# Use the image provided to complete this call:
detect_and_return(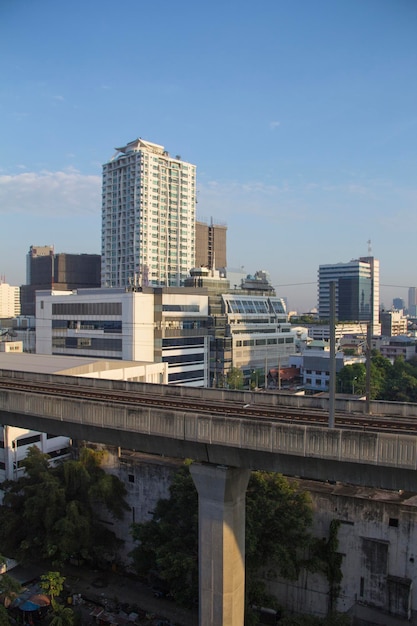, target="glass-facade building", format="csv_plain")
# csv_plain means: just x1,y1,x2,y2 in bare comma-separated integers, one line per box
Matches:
318,257,379,327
